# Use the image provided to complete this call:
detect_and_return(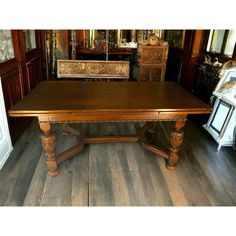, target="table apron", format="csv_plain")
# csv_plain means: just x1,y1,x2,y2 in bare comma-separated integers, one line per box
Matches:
37,112,187,123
